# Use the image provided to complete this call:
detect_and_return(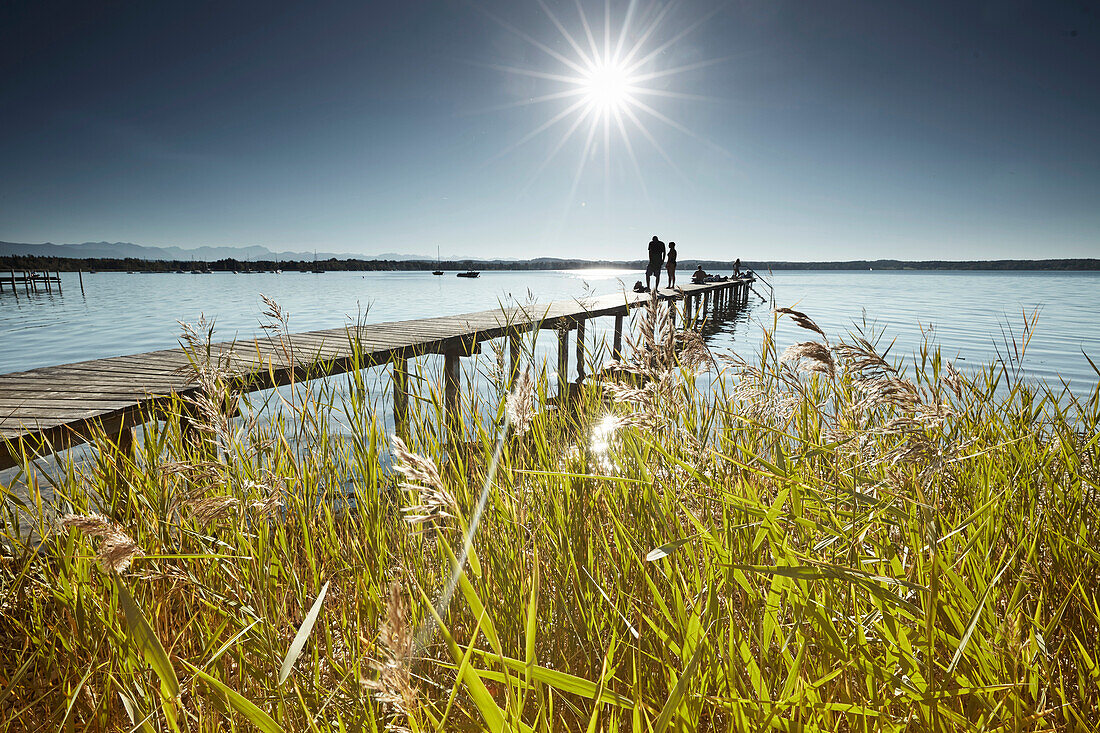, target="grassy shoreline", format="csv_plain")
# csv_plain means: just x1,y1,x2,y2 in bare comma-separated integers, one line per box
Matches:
2,301,1099,731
